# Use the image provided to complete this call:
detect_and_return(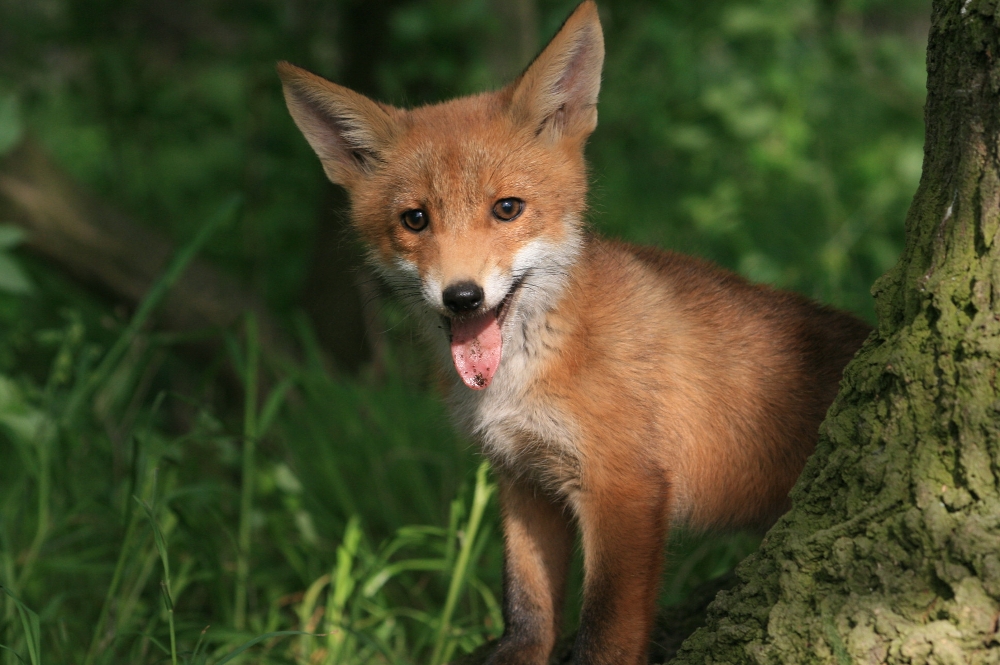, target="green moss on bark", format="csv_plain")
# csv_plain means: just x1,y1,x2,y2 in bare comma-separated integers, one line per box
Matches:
671,2,1000,663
